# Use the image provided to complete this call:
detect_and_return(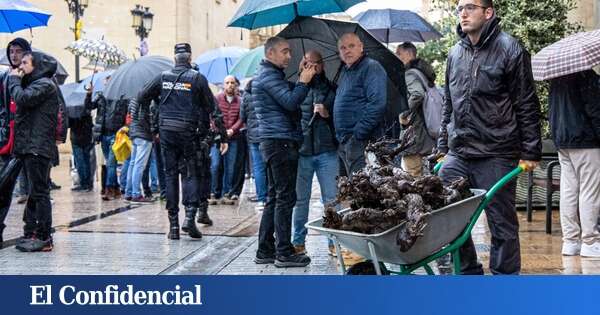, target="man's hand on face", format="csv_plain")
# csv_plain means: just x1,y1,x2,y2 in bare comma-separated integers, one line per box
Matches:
298,64,317,84
313,104,329,118
519,160,540,172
